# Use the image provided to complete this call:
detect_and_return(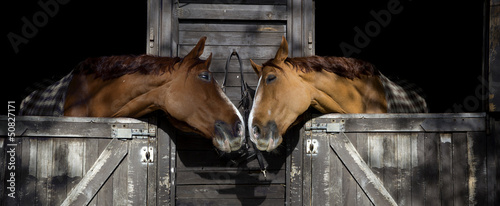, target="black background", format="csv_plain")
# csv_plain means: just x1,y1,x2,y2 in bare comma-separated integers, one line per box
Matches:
2,0,486,114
